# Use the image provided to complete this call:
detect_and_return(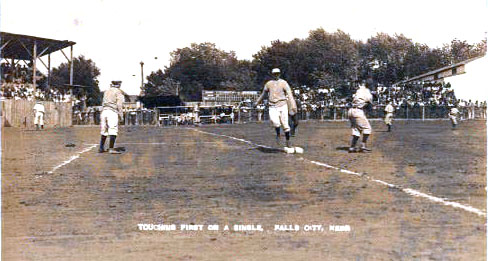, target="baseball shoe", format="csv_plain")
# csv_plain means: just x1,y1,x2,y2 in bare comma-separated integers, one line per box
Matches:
108,149,122,154
275,136,282,146
360,146,372,153
98,148,106,153
285,140,291,148
348,147,359,153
